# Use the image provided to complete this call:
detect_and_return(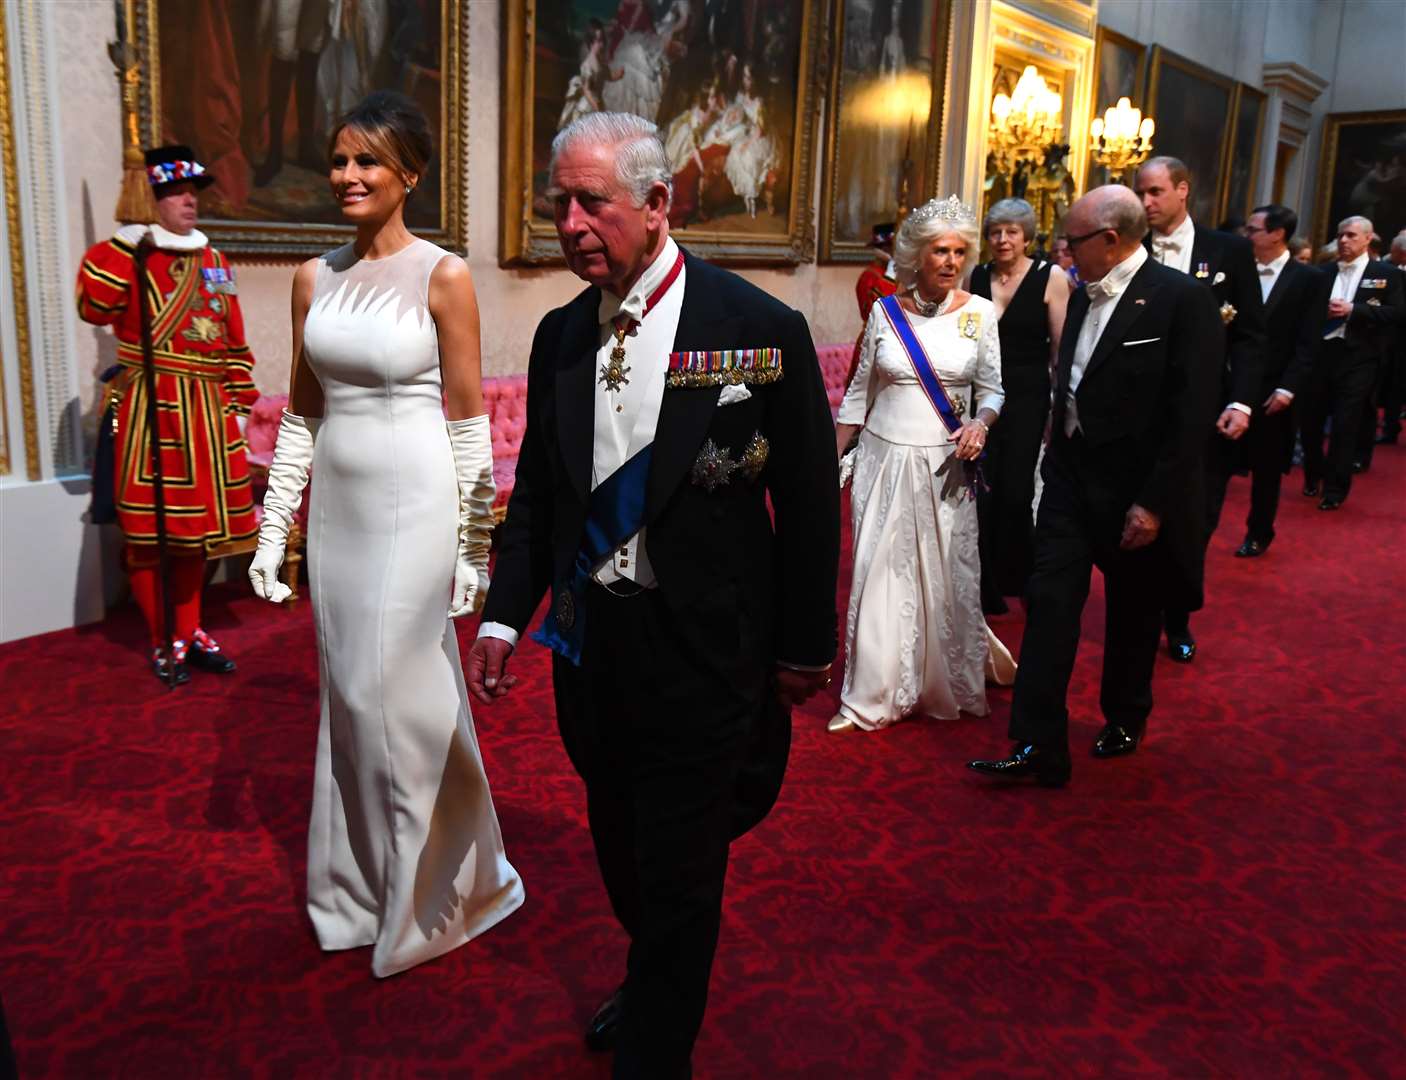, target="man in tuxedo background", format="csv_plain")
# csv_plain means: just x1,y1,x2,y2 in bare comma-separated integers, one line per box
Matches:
968,185,1221,785
1377,232,1406,446
1135,156,1266,663
466,112,839,1079
1230,204,1331,557
1299,215,1406,509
